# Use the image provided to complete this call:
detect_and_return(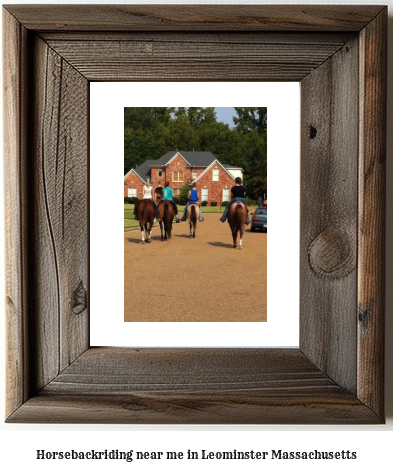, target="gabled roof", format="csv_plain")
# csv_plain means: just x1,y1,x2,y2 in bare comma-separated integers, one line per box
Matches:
125,151,240,181
222,163,244,171
193,159,236,183
153,150,218,167
165,151,192,166
124,168,145,183
132,160,157,182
